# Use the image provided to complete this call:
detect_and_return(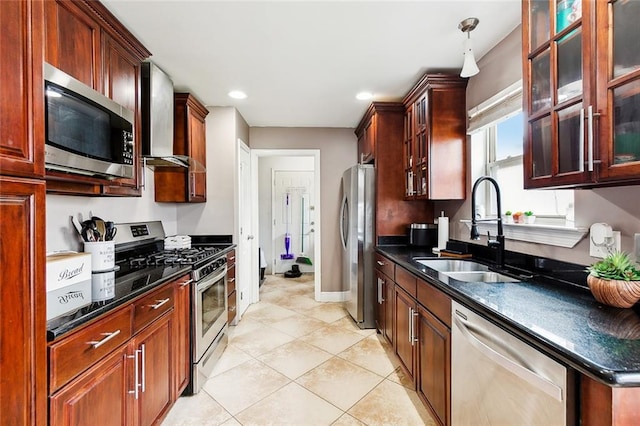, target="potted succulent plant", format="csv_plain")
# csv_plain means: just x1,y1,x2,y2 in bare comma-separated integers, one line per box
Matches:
504,210,513,223
524,210,536,224
587,251,640,308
